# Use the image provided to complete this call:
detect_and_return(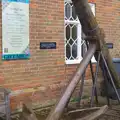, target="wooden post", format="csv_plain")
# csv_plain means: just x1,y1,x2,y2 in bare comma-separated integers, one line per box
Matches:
46,1,119,120
72,0,120,87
